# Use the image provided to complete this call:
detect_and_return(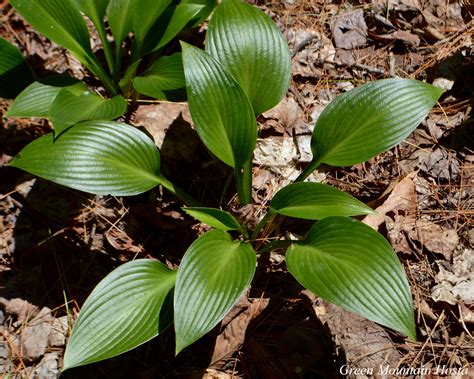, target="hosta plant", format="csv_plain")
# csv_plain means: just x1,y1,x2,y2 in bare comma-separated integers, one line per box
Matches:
3,0,444,371
3,0,215,133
